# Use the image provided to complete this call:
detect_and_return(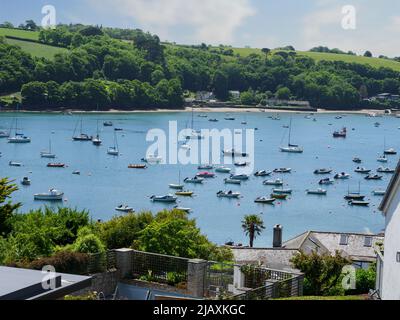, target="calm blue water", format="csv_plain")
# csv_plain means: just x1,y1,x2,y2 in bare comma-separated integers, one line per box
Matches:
1,112,398,247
